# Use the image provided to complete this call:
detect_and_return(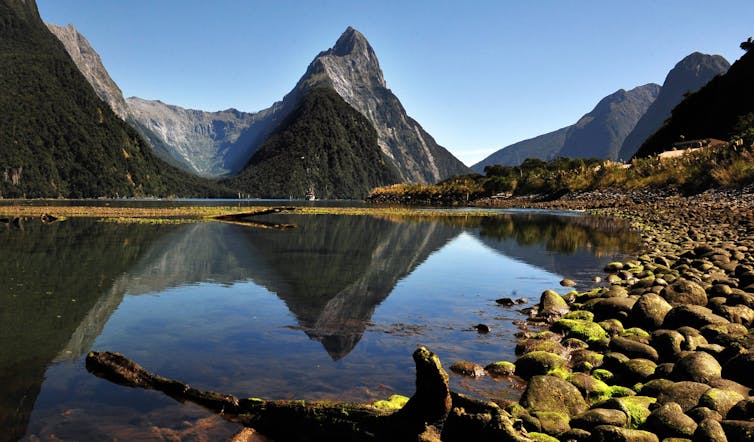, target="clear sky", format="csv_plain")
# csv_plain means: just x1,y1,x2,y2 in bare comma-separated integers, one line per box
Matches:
37,1,754,166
